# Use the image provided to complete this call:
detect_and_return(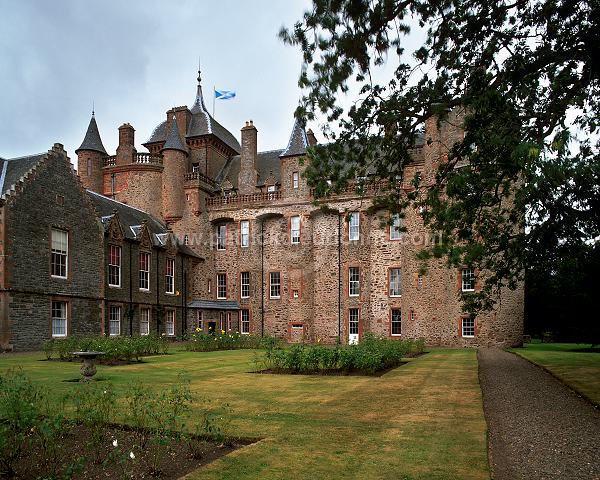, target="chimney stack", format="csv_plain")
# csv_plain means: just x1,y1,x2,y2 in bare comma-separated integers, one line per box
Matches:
238,120,258,194
116,123,136,165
